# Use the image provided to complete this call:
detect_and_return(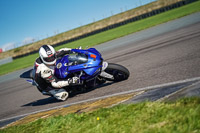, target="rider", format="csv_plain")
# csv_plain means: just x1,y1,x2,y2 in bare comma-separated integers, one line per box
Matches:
34,44,80,101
